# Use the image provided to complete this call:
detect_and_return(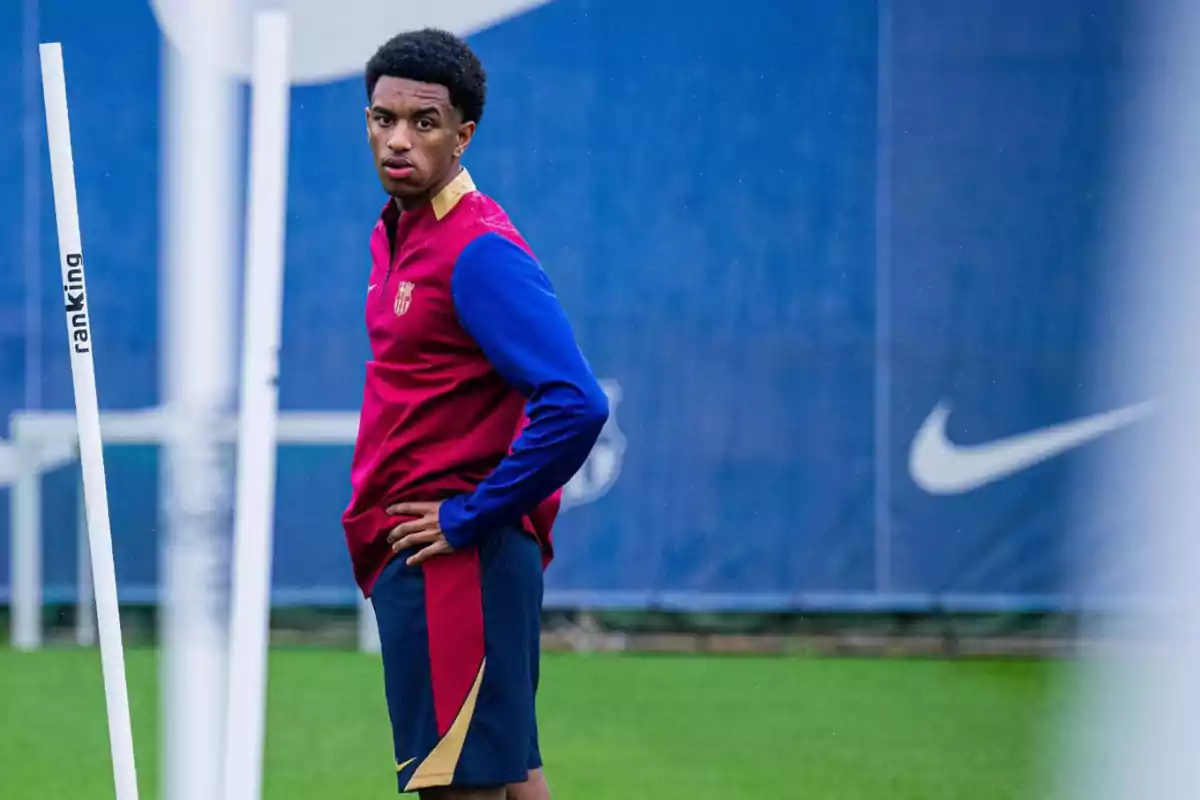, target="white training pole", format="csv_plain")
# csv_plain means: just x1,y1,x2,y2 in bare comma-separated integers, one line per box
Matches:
1057,2,1200,799
222,11,291,800
39,41,140,800
359,597,382,654
77,473,97,646
159,0,240,795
